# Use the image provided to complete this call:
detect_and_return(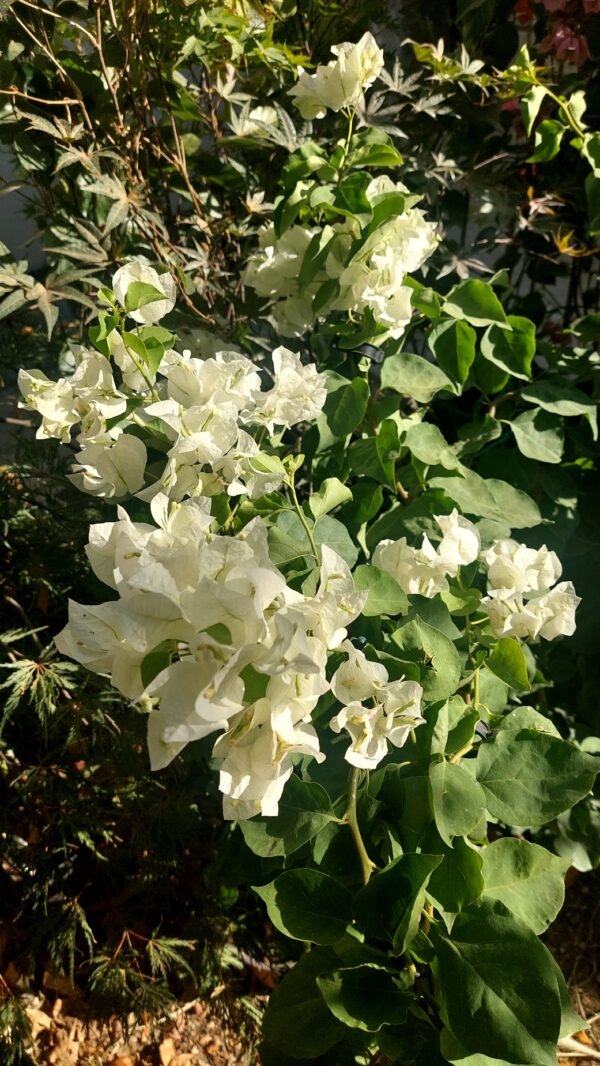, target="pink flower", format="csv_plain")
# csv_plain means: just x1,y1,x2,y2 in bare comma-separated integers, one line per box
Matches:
584,0,600,13
540,22,591,65
542,0,567,10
